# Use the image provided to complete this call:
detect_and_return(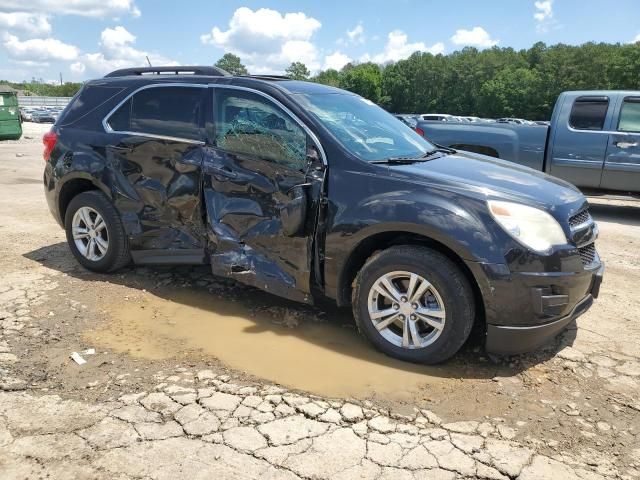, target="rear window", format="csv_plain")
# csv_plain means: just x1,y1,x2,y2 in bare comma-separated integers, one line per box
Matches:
58,84,125,127
569,97,609,131
618,97,640,133
106,86,204,141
